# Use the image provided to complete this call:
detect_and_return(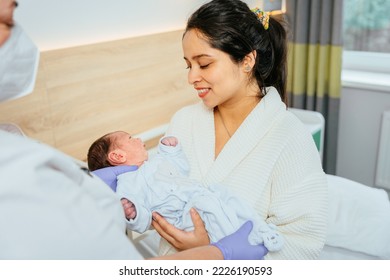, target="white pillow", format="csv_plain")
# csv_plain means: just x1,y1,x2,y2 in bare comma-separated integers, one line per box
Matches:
326,174,390,259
